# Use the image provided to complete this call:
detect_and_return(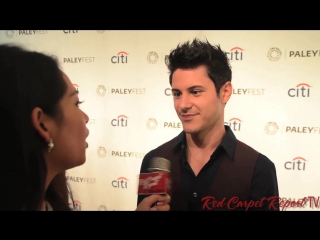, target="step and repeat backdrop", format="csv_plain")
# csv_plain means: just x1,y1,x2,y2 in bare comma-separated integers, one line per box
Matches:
1,30,319,211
